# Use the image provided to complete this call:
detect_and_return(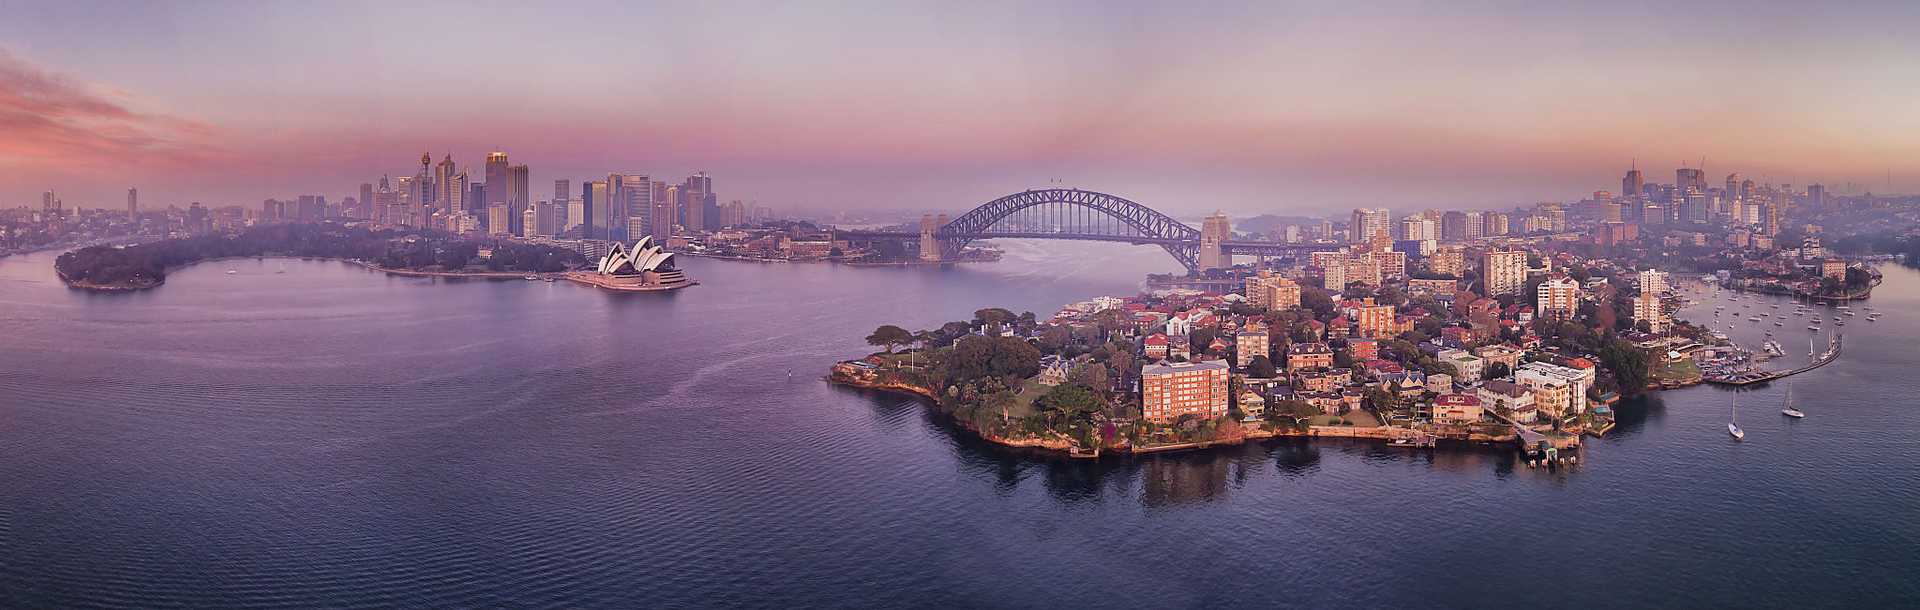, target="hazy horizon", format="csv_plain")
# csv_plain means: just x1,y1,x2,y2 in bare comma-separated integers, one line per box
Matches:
6,1,1920,215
